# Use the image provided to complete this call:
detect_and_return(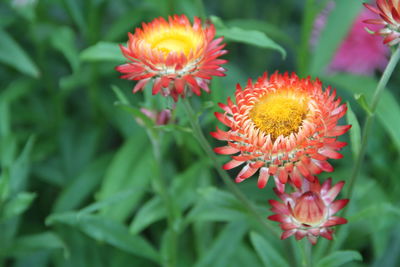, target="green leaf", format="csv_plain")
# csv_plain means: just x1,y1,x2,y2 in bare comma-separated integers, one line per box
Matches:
346,102,361,159
0,171,10,202
79,190,136,215
80,42,125,62
115,102,155,129
186,187,247,223
226,19,293,46
11,231,68,257
62,0,86,36
194,221,248,267
111,85,130,105
354,94,372,116
216,26,286,58
0,29,40,78
97,135,152,222
316,250,362,267
46,212,159,263
0,101,10,138
249,232,290,267
53,155,111,212
130,196,164,234
0,79,32,104
310,0,362,75
1,192,36,220
130,160,208,233
51,26,80,73
9,136,35,194
349,202,400,223
104,8,148,41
